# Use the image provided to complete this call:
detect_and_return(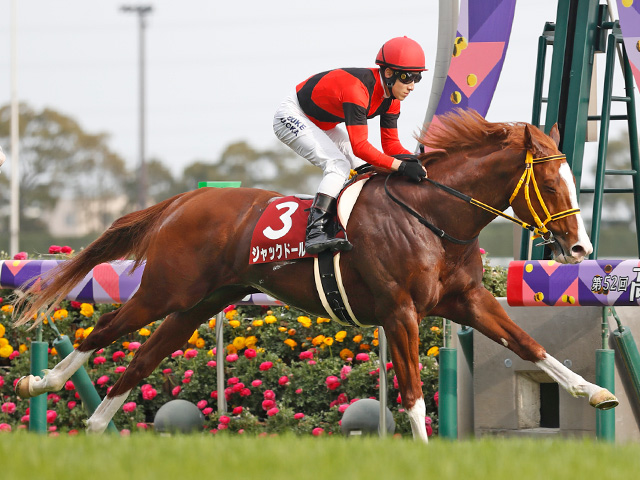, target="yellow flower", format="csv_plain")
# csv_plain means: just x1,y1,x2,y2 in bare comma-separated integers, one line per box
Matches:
139,327,151,336
312,335,325,346
278,327,287,333
323,337,334,346
427,346,439,356
359,344,371,351
334,331,347,342
51,347,58,356
73,343,79,349
430,326,441,333
316,317,331,324
188,330,199,345
53,309,68,320
232,336,246,350
372,339,379,347
82,326,94,338
288,329,296,336
373,328,379,339
252,319,264,327
229,320,241,328
208,318,216,329
75,328,85,339
284,338,297,349
1,305,14,313
339,348,354,360
245,336,257,348
0,338,8,347
80,303,94,318
0,344,13,358
19,344,27,353
353,334,363,343
122,341,130,349
226,344,238,354
225,309,238,320
207,349,214,356
0,323,5,337
297,316,311,328
195,338,205,349
264,315,277,324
